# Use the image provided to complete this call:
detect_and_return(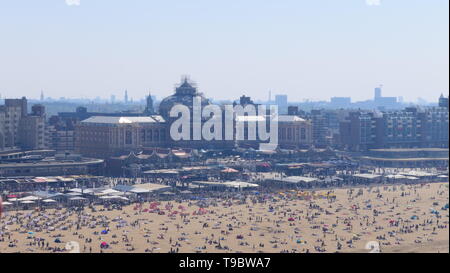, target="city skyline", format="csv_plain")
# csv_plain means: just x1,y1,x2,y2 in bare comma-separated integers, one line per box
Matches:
1,84,445,106
0,0,448,102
